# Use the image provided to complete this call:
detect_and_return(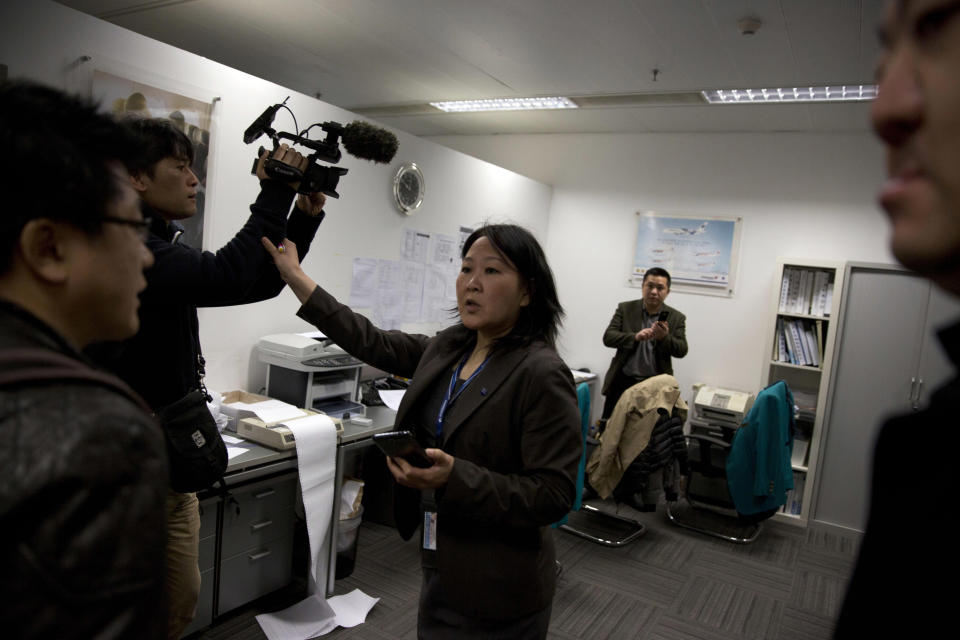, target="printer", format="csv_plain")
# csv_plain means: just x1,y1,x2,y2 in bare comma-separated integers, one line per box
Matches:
689,384,755,438
257,332,365,418
257,332,362,371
